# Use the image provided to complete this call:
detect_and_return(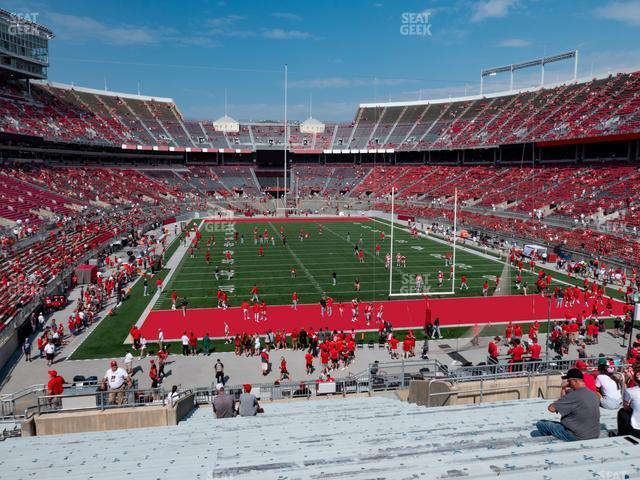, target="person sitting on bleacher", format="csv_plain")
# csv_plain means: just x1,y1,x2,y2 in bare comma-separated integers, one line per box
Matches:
237,384,261,417
615,365,640,437
532,368,600,441
212,384,235,419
